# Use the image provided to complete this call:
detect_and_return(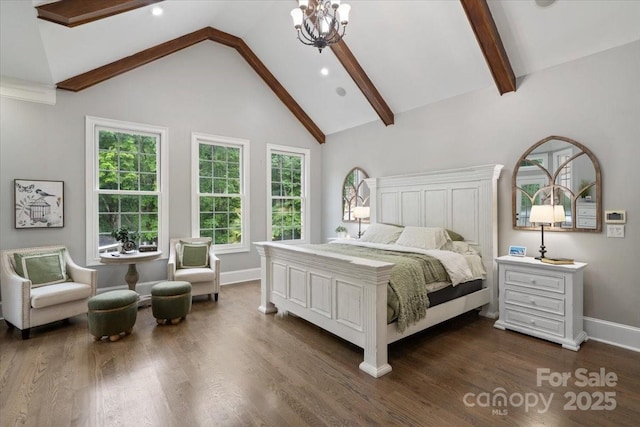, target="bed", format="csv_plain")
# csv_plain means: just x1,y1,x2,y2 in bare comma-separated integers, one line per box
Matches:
254,164,503,377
